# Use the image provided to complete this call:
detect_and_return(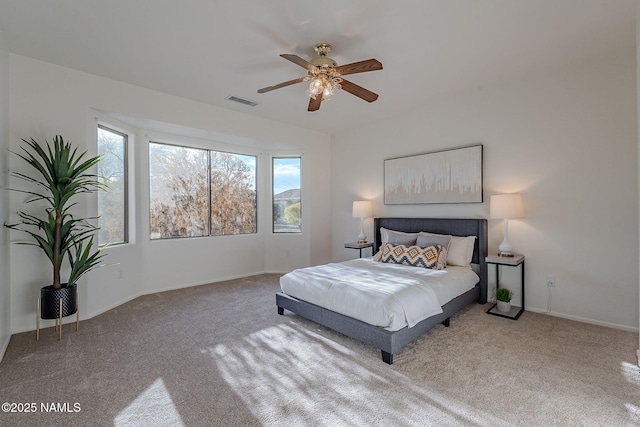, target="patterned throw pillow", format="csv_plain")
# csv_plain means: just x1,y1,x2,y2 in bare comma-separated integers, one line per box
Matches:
380,243,447,270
